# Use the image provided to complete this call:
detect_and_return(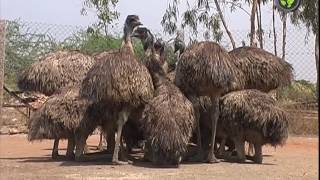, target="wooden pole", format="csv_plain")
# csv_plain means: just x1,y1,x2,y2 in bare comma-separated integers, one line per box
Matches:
0,20,5,120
